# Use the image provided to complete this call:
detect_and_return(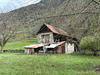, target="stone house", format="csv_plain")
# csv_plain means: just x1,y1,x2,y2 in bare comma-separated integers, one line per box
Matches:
24,23,78,54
